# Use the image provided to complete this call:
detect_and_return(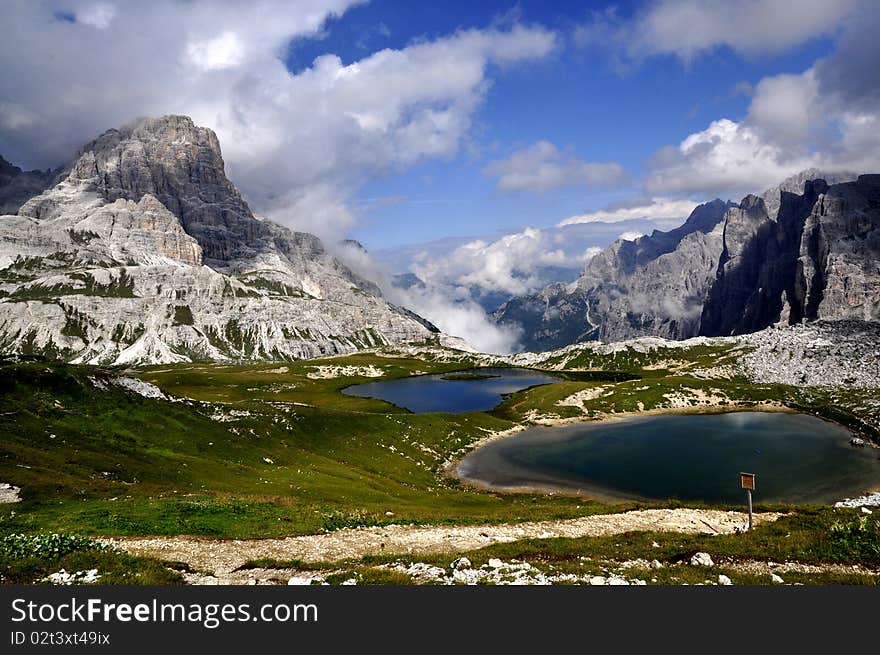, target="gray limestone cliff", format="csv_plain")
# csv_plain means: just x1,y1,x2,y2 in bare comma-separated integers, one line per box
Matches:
496,171,879,351
701,174,880,335
0,116,436,364
0,156,56,215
